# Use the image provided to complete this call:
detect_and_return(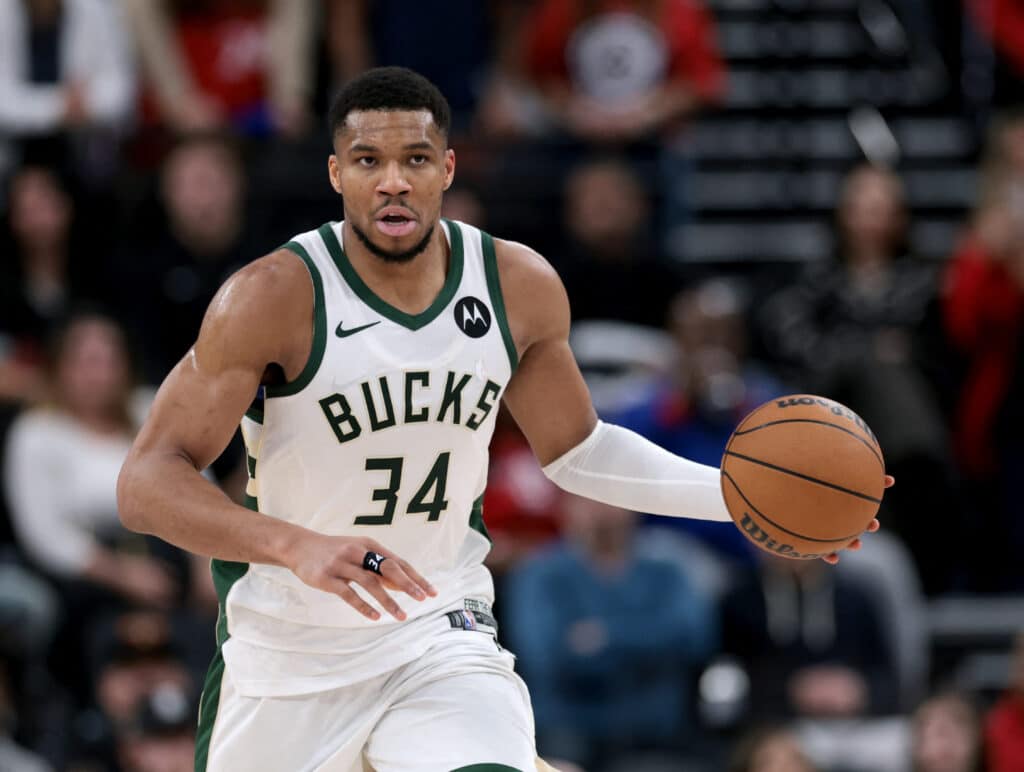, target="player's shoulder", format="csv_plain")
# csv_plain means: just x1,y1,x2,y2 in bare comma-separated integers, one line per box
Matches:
491,237,570,346
211,248,311,318
196,248,313,362
491,237,561,290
